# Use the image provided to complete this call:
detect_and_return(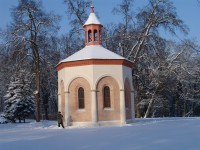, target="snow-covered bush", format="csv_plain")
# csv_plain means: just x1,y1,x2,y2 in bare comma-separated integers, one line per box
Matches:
0,113,7,124
4,70,34,123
